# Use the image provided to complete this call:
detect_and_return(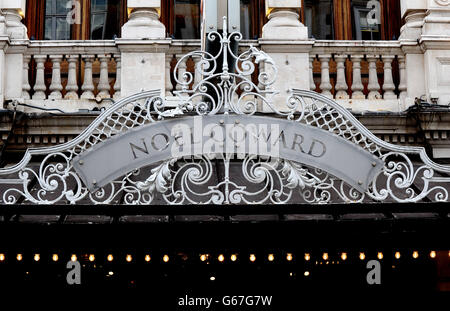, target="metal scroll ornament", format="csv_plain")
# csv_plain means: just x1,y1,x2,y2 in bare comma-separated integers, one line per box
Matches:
1,17,450,205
